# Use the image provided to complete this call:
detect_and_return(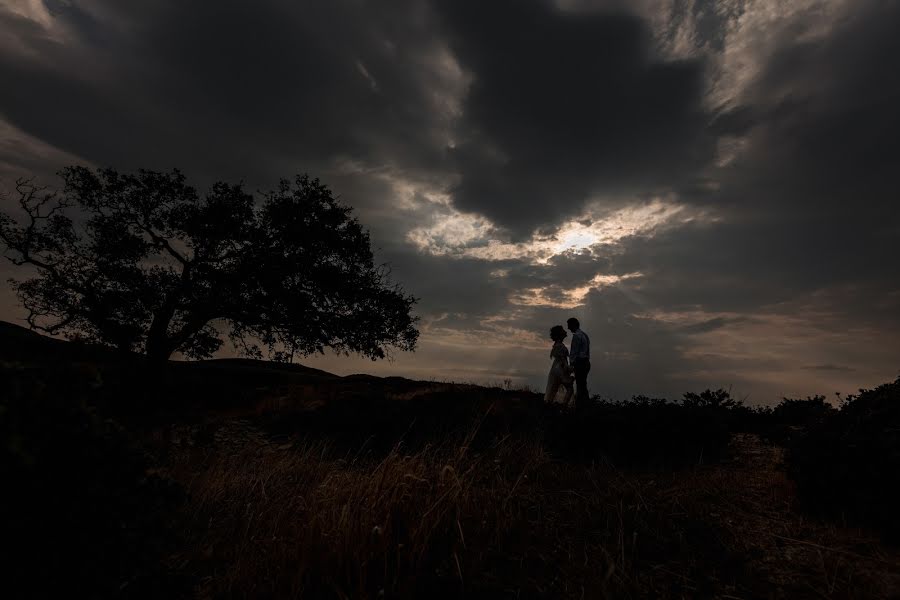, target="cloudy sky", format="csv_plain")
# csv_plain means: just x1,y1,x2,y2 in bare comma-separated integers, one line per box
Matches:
2,0,899,402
